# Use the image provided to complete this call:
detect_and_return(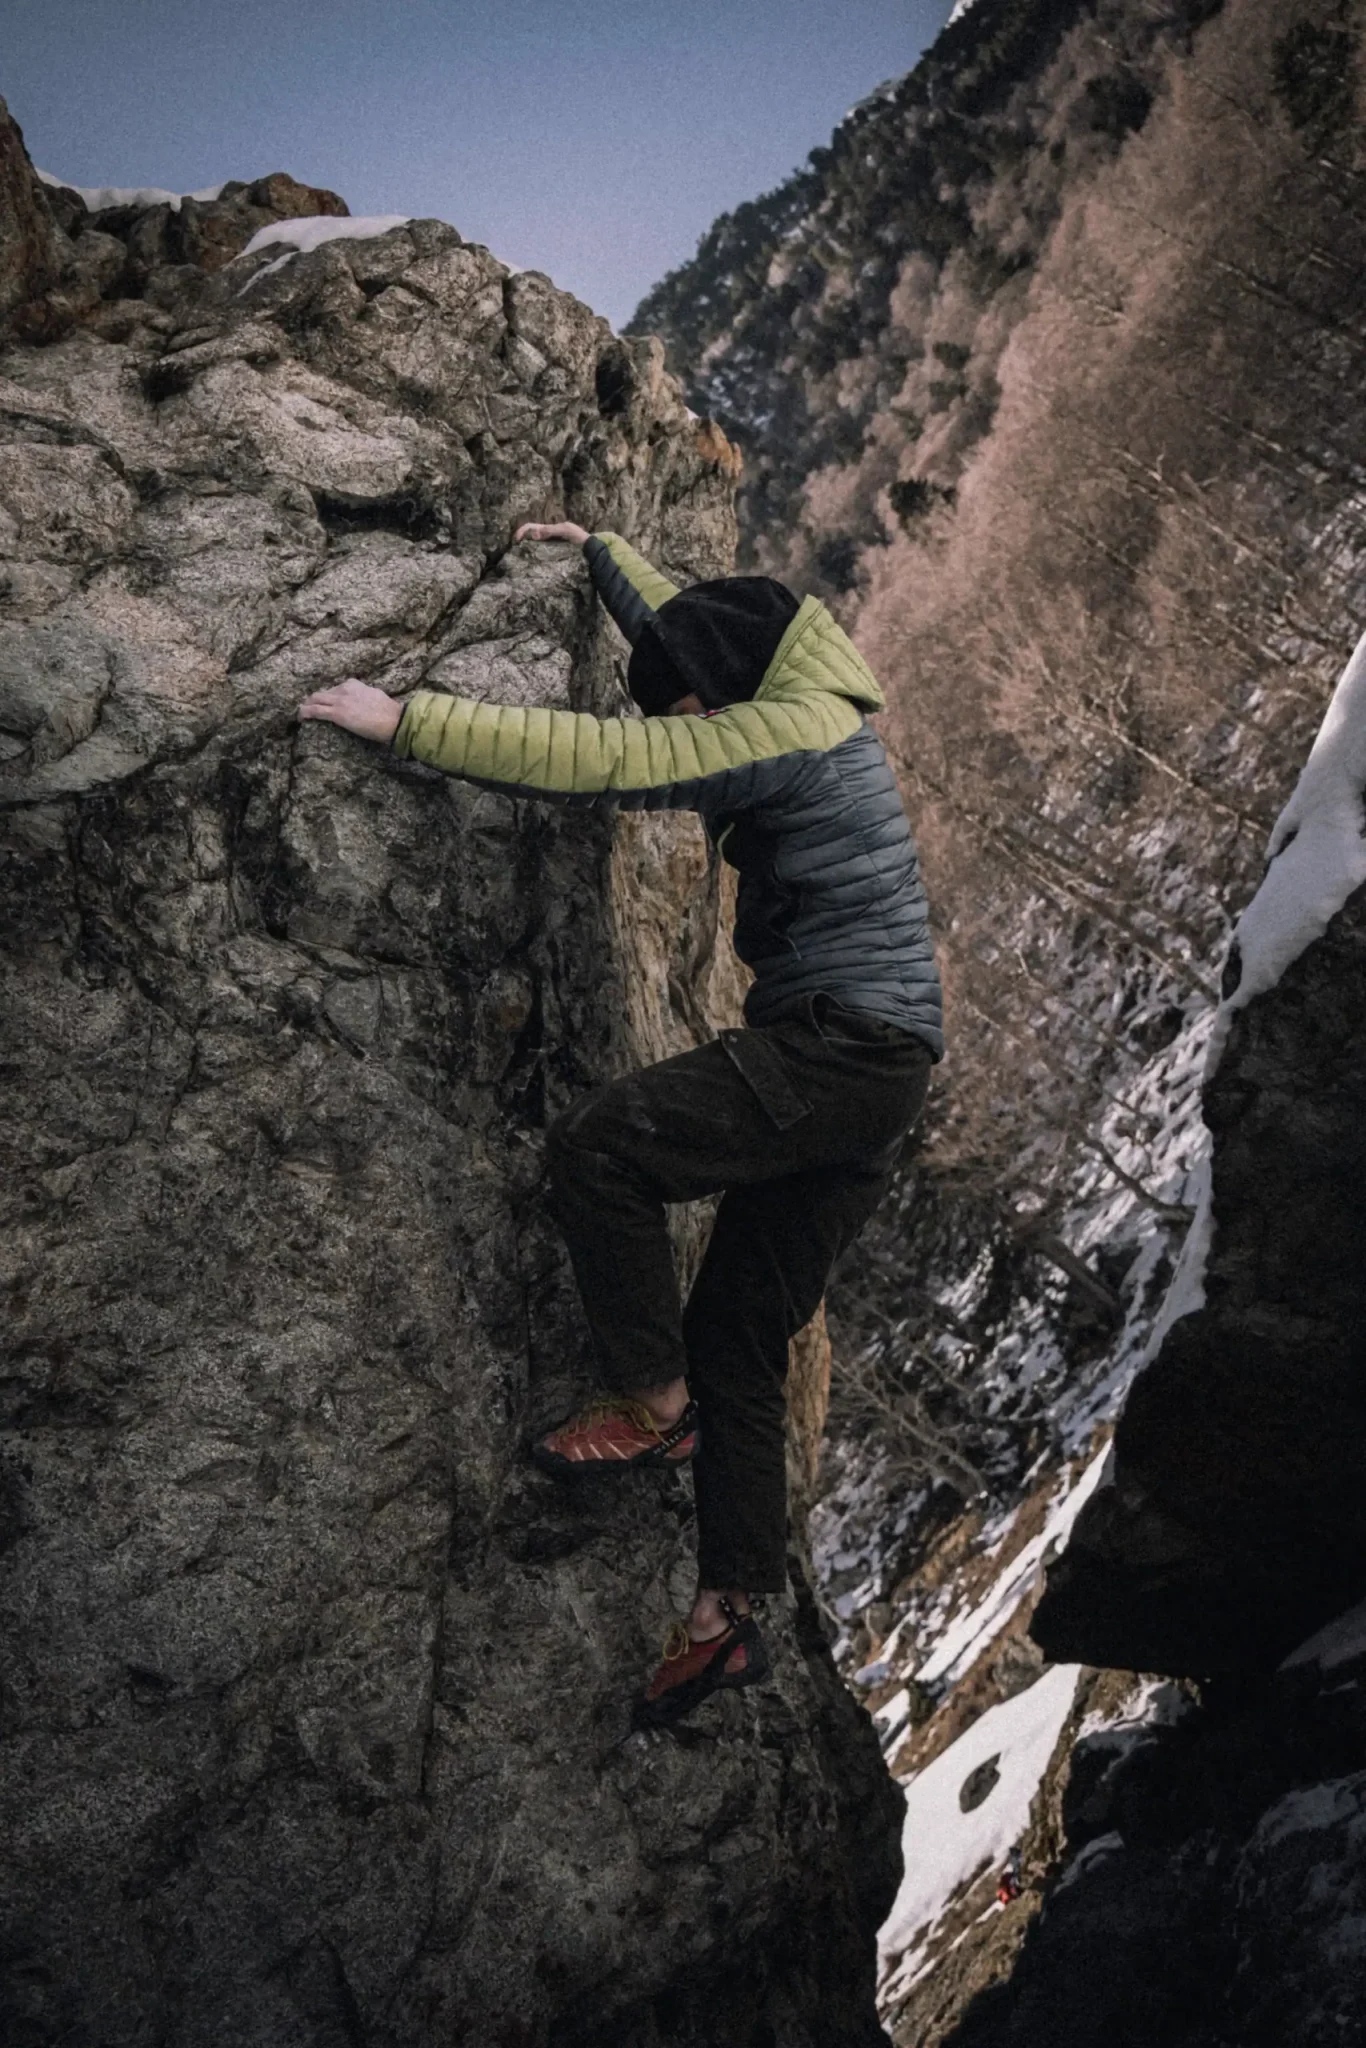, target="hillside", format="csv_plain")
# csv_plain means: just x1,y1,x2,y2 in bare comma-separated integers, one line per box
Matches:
633,0,1221,573
634,0,1366,1493
633,0,1363,1192
634,1,1366,2040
